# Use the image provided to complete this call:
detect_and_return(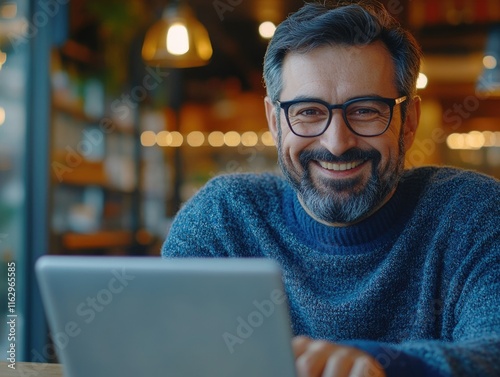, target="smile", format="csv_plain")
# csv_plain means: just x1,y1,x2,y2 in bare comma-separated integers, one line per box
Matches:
318,159,366,171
